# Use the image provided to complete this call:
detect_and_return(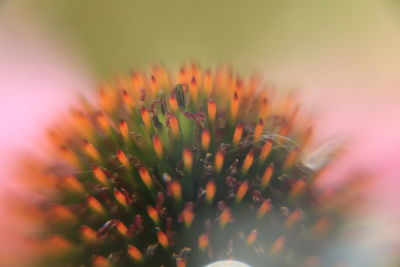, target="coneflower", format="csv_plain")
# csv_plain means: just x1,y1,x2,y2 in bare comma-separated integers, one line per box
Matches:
22,64,354,266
